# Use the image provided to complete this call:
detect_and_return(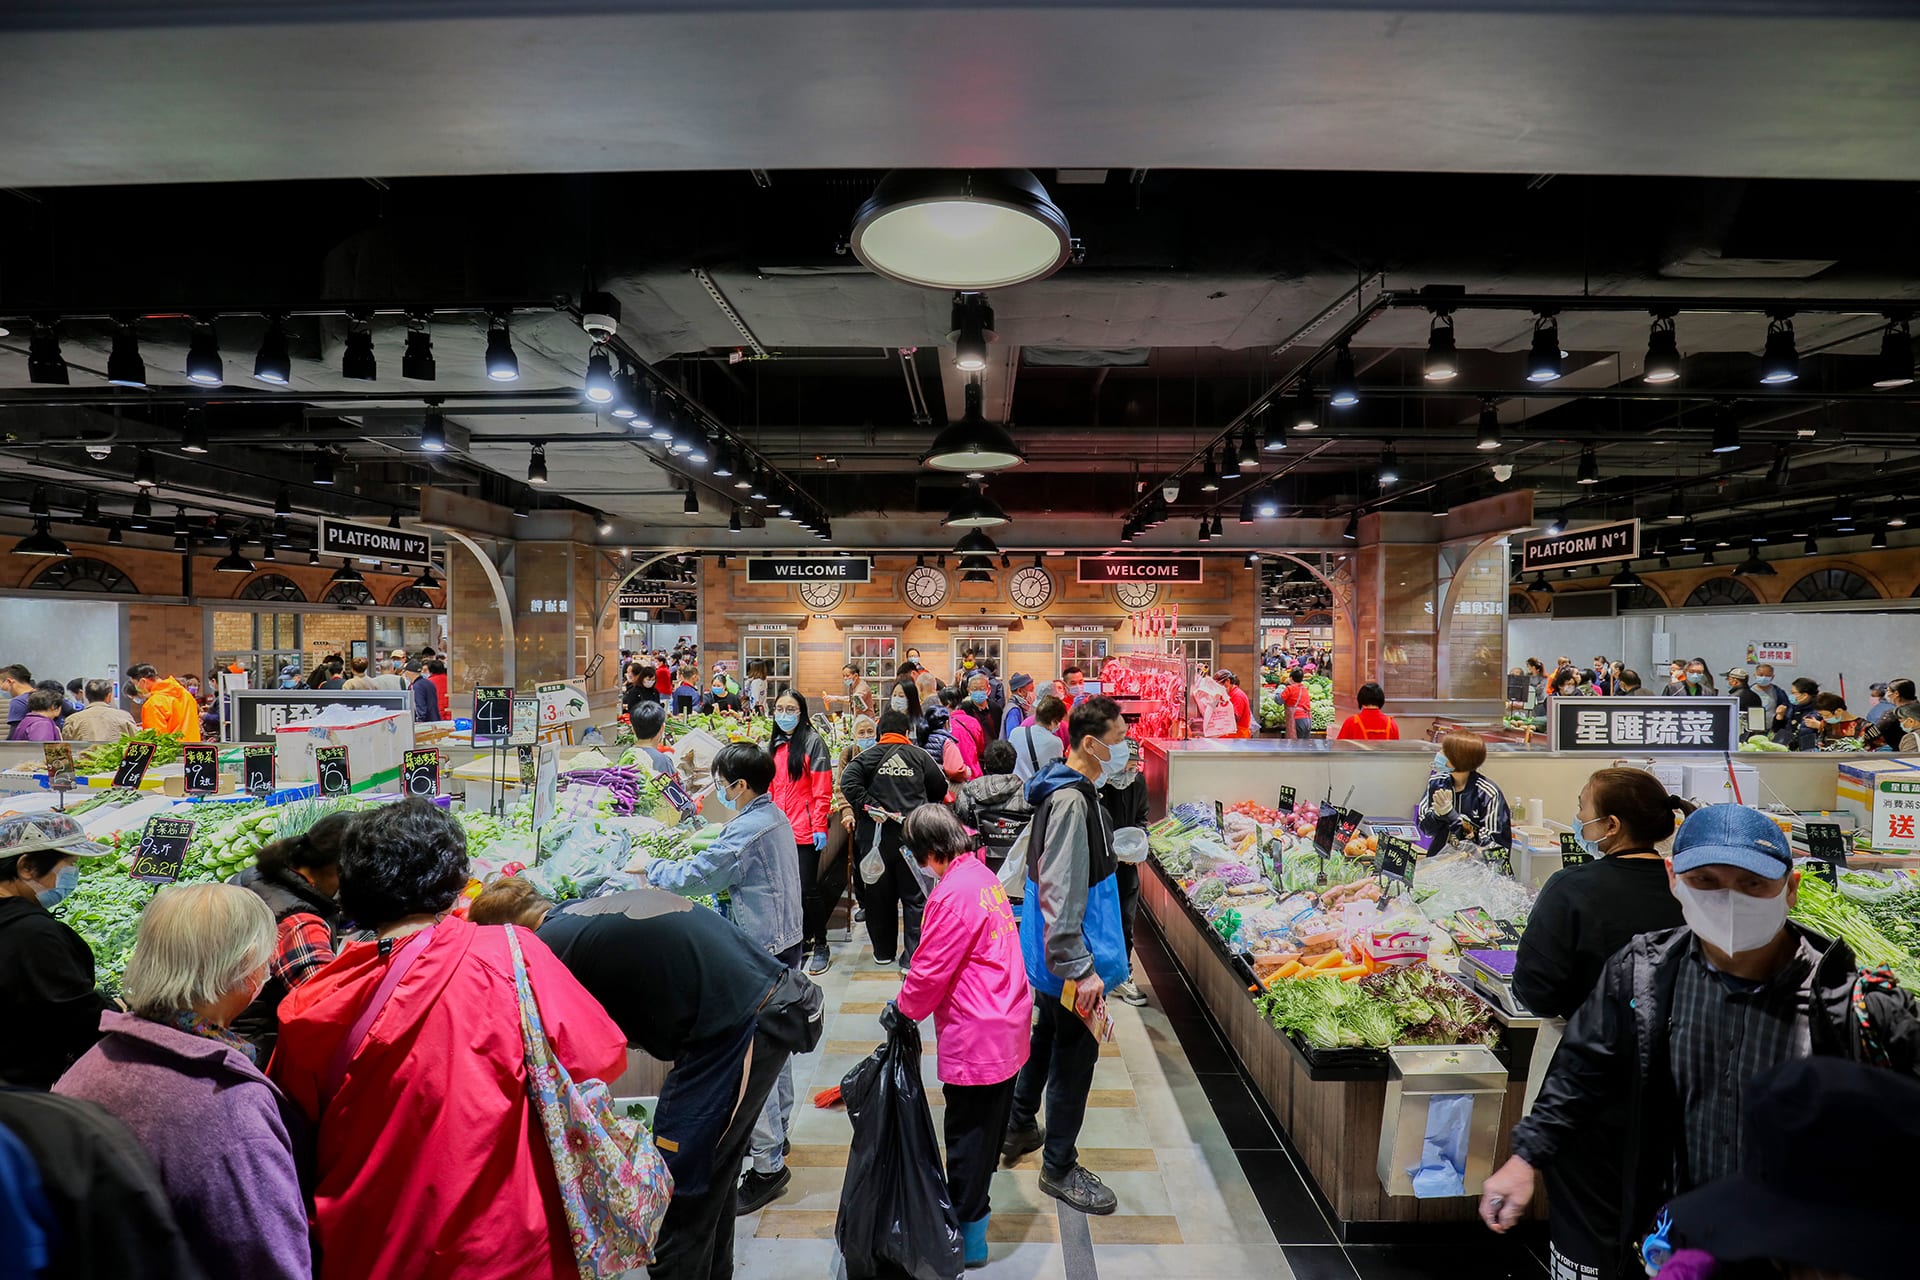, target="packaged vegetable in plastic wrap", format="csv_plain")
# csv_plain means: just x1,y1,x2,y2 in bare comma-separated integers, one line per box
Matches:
1412,848,1537,923
520,817,639,901
1222,811,1263,850
1187,834,1242,877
